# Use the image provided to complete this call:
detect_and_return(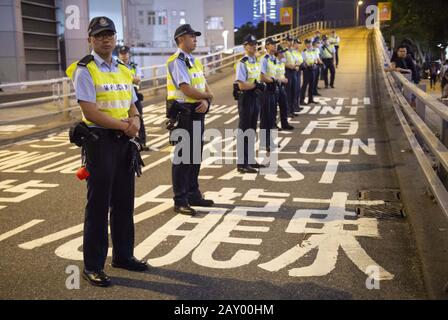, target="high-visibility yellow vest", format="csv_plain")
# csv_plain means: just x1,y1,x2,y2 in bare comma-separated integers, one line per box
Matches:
292,50,304,66
275,59,286,80
262,55,277,78
303,49,316,65
166,52,206,103
66,56,133,127
329,35,340,46
321,44,335,59
285,50,295,67
236,56,261,83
